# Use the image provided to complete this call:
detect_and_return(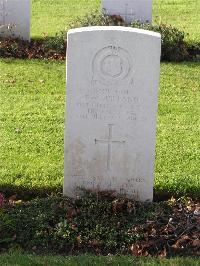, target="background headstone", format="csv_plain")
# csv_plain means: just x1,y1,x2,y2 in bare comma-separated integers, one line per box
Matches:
64,26,161,201
102,0,153,23
0,0,30,41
